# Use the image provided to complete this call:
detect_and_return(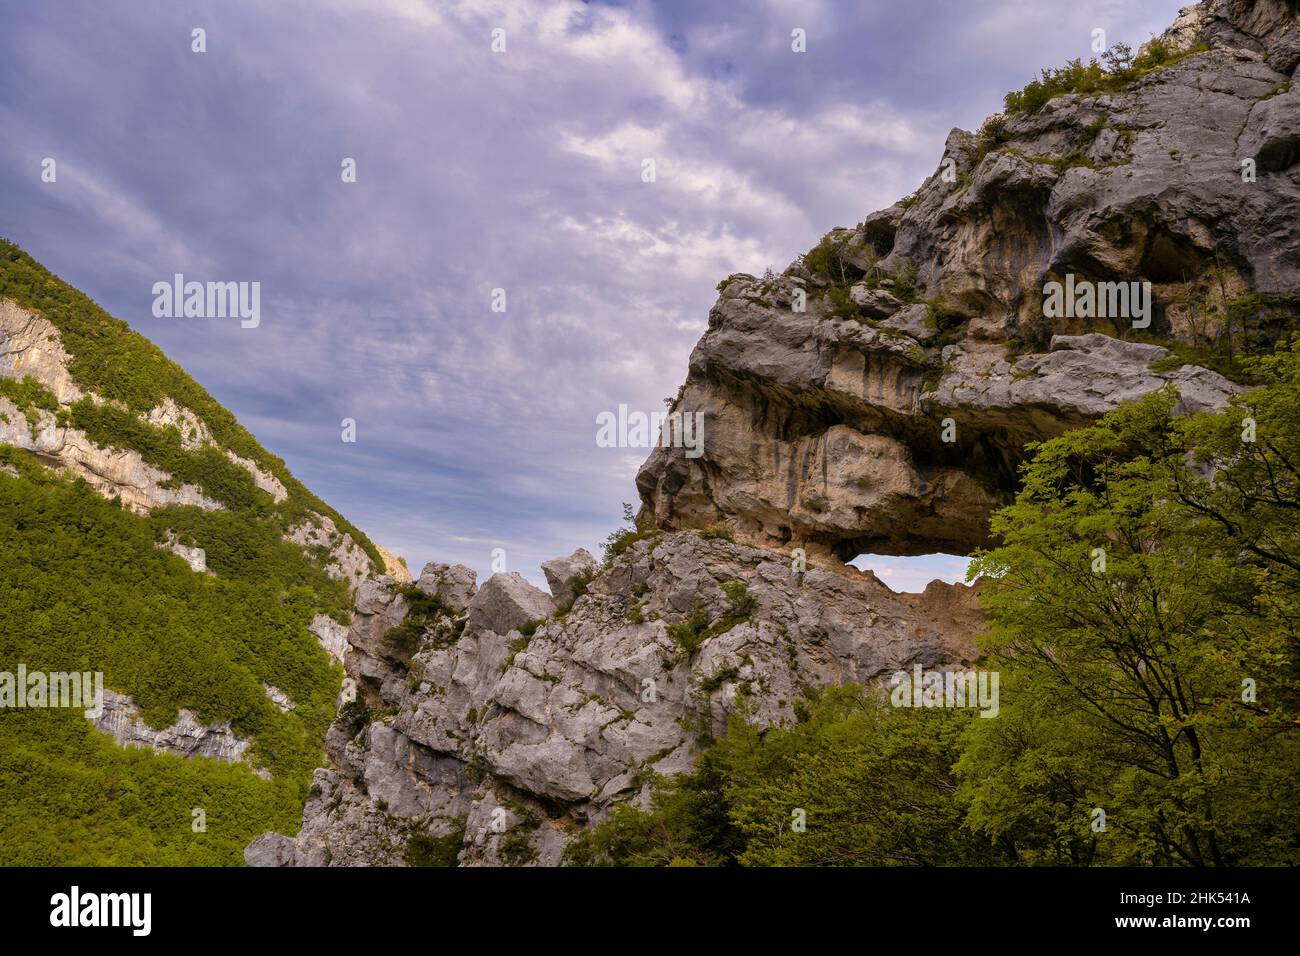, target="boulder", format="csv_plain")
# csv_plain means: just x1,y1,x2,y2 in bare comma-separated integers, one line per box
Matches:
540,548,598,607
417,562,478,612
464,572,556,636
